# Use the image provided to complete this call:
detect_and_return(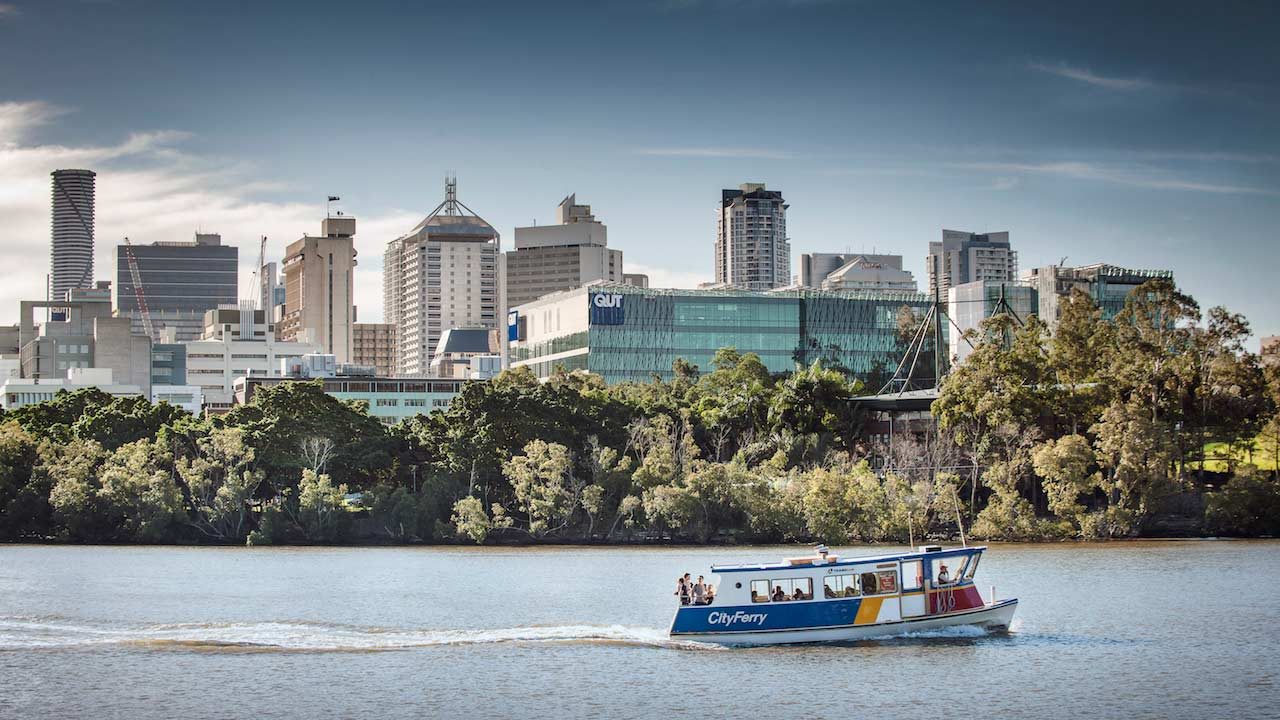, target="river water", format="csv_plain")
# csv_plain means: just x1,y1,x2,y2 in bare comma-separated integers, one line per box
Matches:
0,541,1276,719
